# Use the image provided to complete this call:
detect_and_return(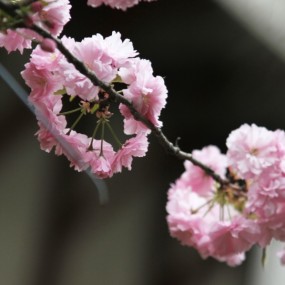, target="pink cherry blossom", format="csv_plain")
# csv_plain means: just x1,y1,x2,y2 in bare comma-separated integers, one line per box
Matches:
0,1,70,54
226,124,280,179
112,133,149,173
21,32,153,177
60,33,137,101
85,139,116,178
87,0,156,11
119,59,167,134
166,180,259,266
167,125,285,266
166,144,267,266
0,28,38,54
178,145,227,196
35,0,71,36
